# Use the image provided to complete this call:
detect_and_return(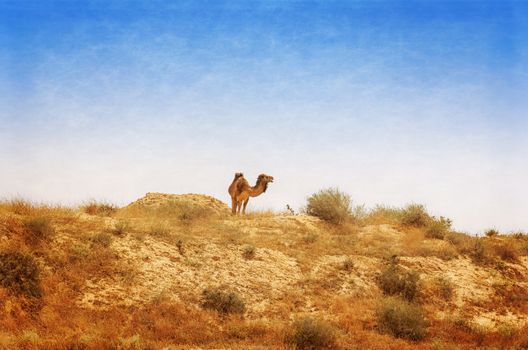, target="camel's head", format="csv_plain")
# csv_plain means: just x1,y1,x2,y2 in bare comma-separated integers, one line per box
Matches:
257,174,274,192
